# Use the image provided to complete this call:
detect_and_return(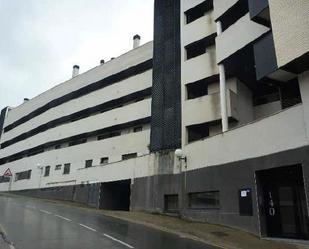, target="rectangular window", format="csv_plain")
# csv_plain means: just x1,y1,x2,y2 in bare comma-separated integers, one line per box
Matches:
15,170,32,181
133,126,143,133
185,1,213,24
85,160,93,168
122,153,137,160
63,163,71,175
187,123,209,143
98,131,121,141
55,164,62,170
100,157,109,165
186,79,208,99
44,166,50,177
164,194,179,213
188,191,220,209
55,145,61,150
69,139,87,147
185,34,216,60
